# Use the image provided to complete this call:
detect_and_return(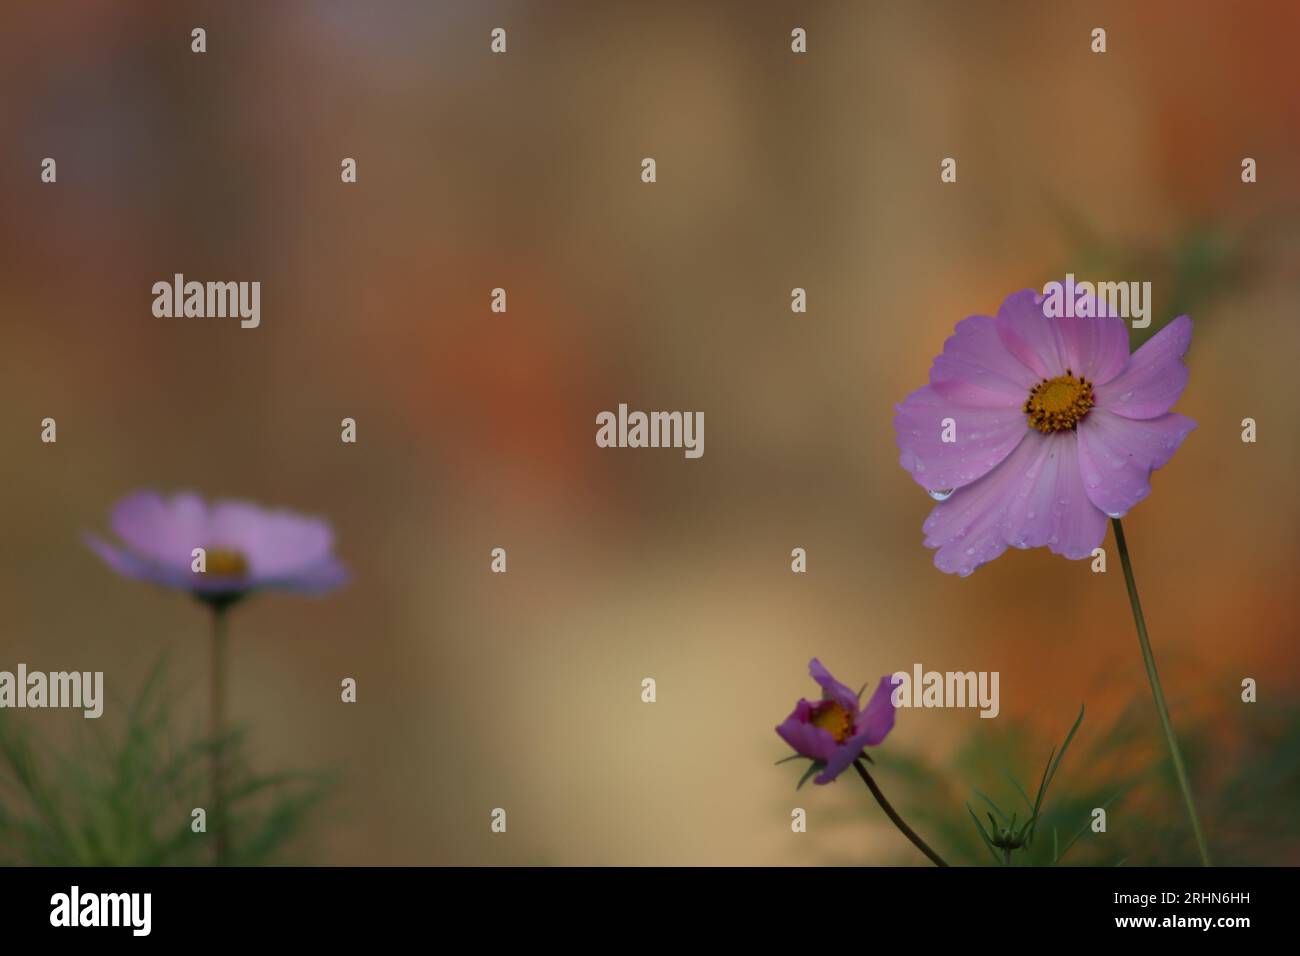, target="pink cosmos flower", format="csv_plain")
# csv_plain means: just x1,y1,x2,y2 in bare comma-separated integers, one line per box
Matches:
776,658,897,784
893,290,1195,576
86,490,348,604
